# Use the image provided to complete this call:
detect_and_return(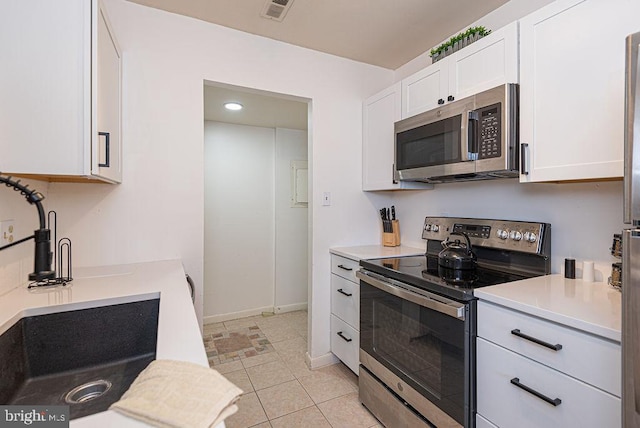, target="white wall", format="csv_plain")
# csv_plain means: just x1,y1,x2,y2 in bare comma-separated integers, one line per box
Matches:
203,122,275,321
274,128,308,311
203,123,308,321
390,180,624,280
0,178,50,296
46,0,394,365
